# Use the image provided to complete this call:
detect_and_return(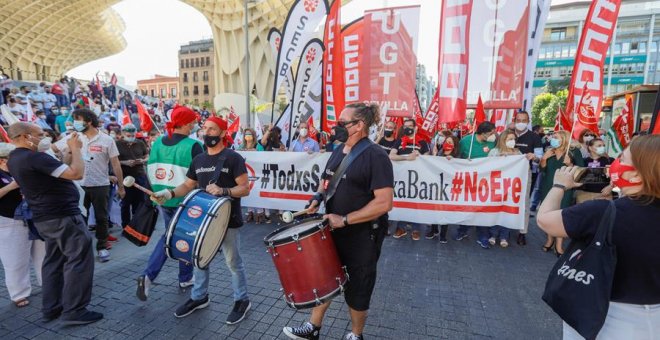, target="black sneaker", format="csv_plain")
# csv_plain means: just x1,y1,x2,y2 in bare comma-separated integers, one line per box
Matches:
174,296,210,318
136,275,151,301
283,321,321,340
62,310,104,325
226,299,251,324
42,308,63,323
439,235,448,244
